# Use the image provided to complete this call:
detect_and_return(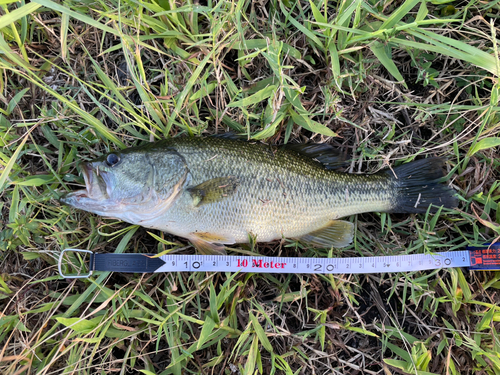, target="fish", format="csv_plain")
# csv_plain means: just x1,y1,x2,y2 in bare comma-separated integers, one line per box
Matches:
60,136,457,254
